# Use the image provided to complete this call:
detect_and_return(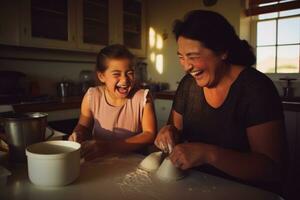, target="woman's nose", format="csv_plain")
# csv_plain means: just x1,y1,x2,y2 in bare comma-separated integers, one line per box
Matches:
182,61,193,72
179,57,191,72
